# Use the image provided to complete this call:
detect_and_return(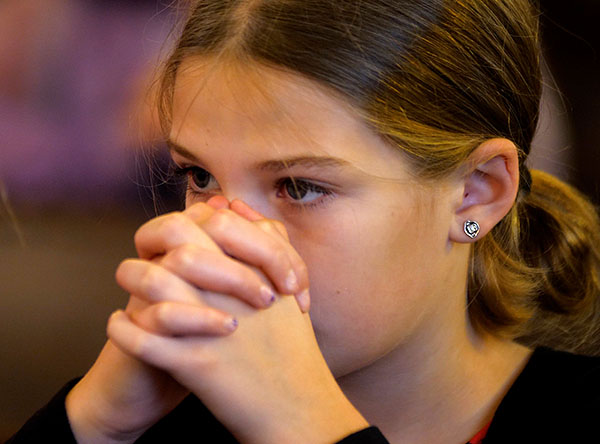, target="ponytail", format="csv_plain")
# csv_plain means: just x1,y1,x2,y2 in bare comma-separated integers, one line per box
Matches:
469,170,600,354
